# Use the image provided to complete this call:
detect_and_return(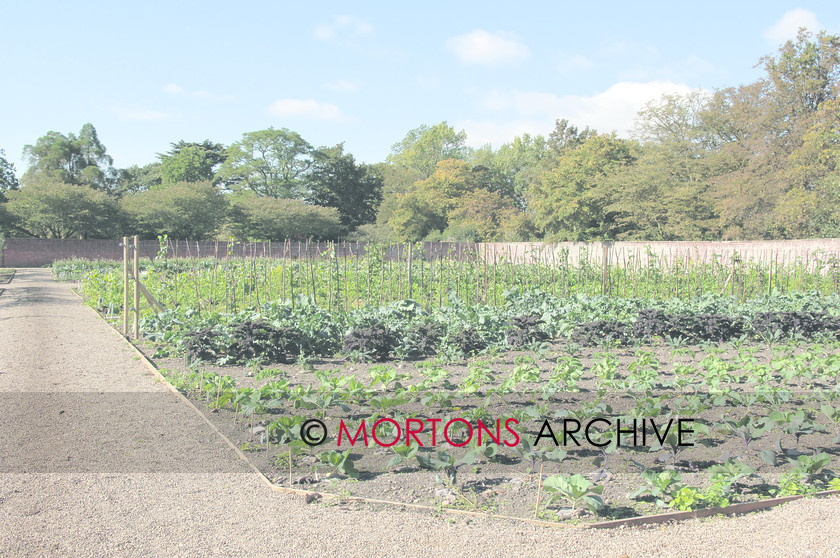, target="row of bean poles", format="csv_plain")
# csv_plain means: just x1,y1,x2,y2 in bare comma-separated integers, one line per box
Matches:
143,240,840,315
